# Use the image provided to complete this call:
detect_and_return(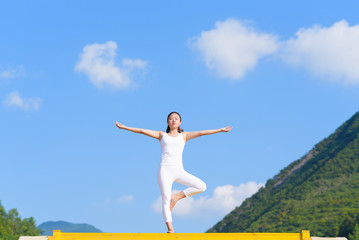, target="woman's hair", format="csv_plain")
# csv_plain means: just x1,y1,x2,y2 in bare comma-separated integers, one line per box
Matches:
166,111,184,133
